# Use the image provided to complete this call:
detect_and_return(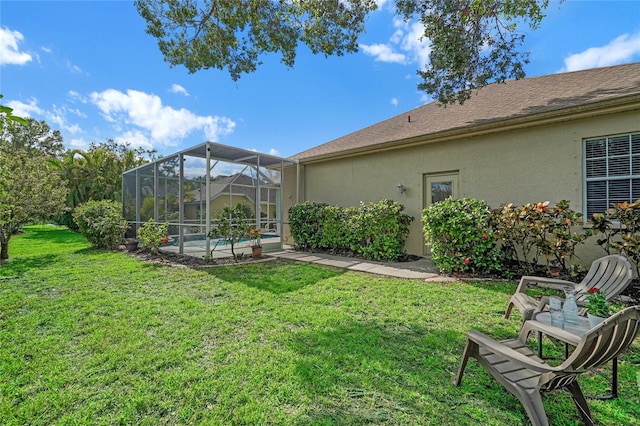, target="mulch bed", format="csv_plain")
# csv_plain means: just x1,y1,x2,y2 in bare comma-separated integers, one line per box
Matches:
125,248,270,268
620,282,640,304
